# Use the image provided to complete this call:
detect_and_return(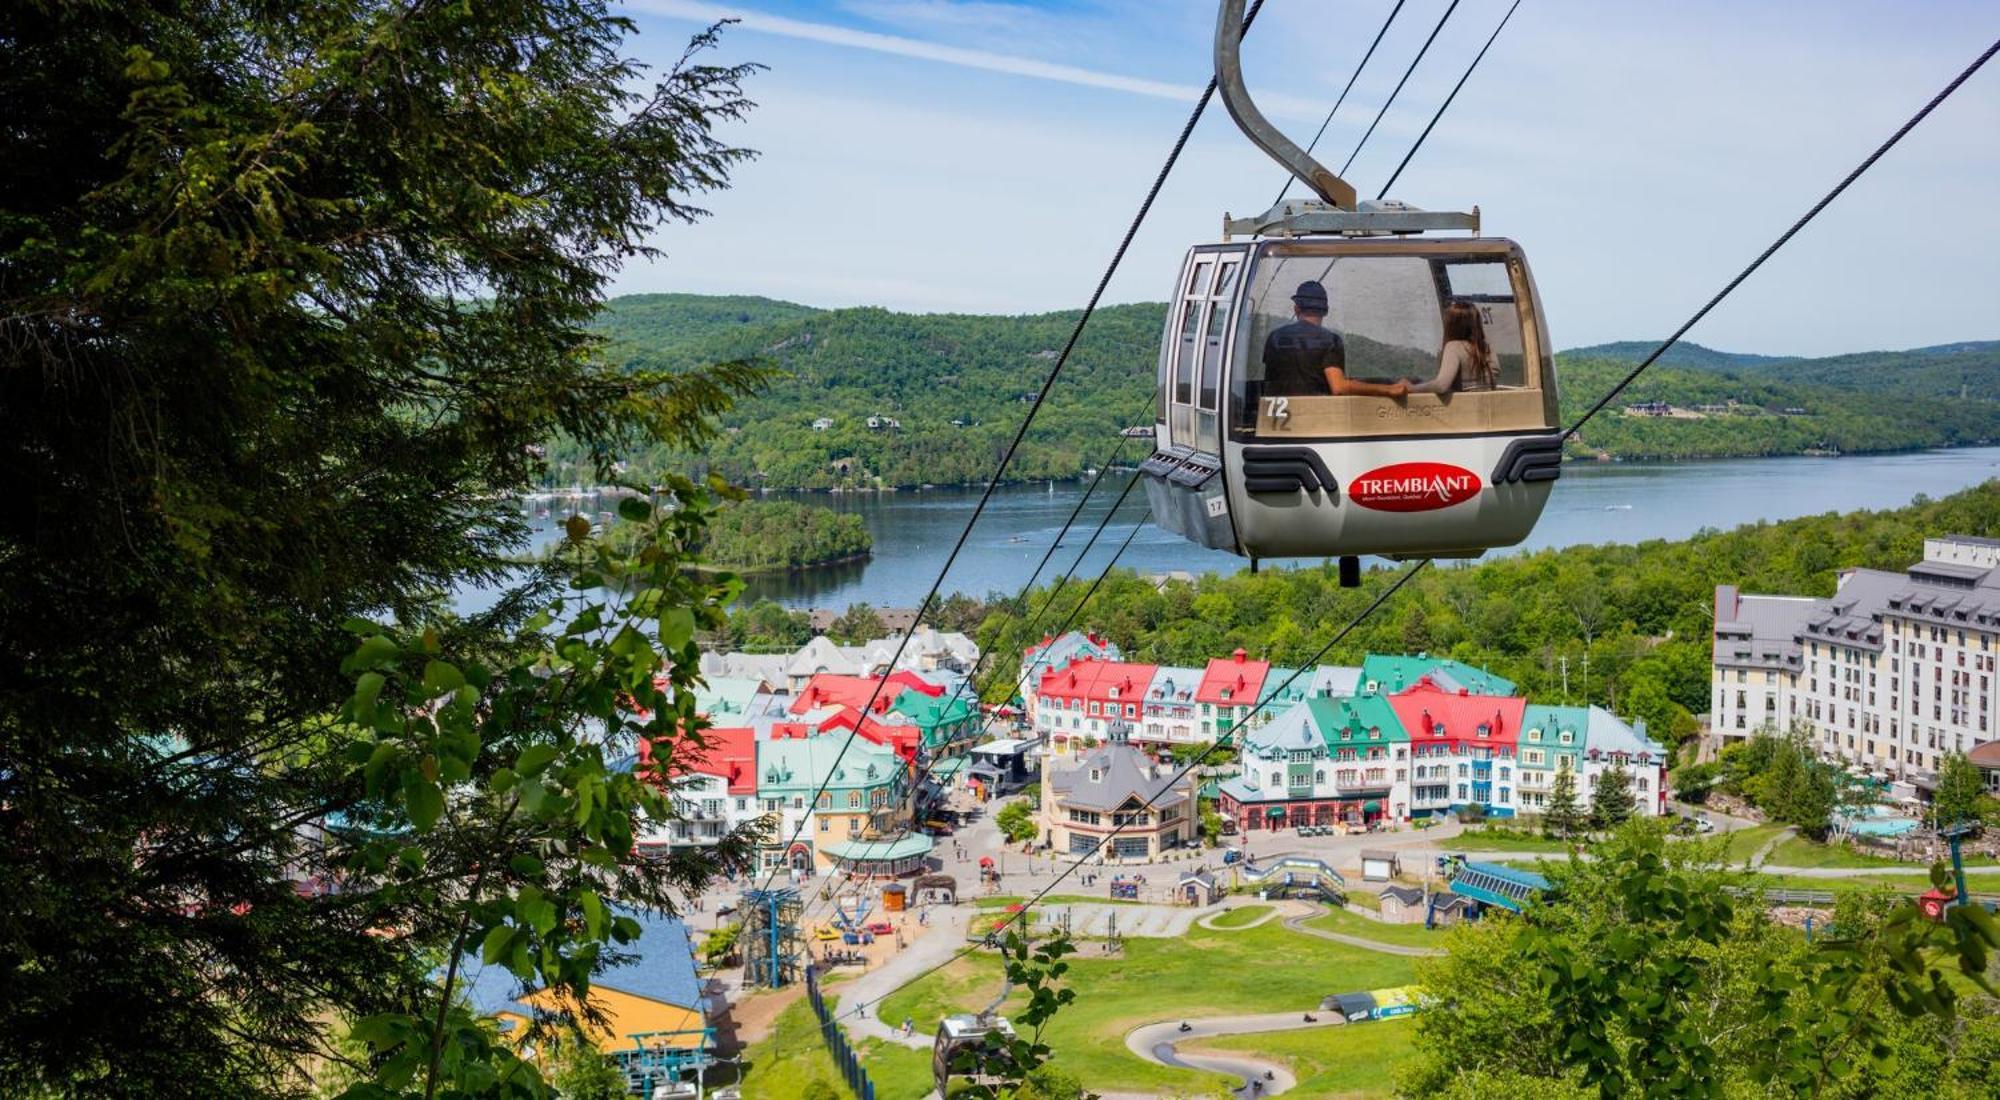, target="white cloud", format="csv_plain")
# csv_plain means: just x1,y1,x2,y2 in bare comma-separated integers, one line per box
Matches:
631,0,1200,100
